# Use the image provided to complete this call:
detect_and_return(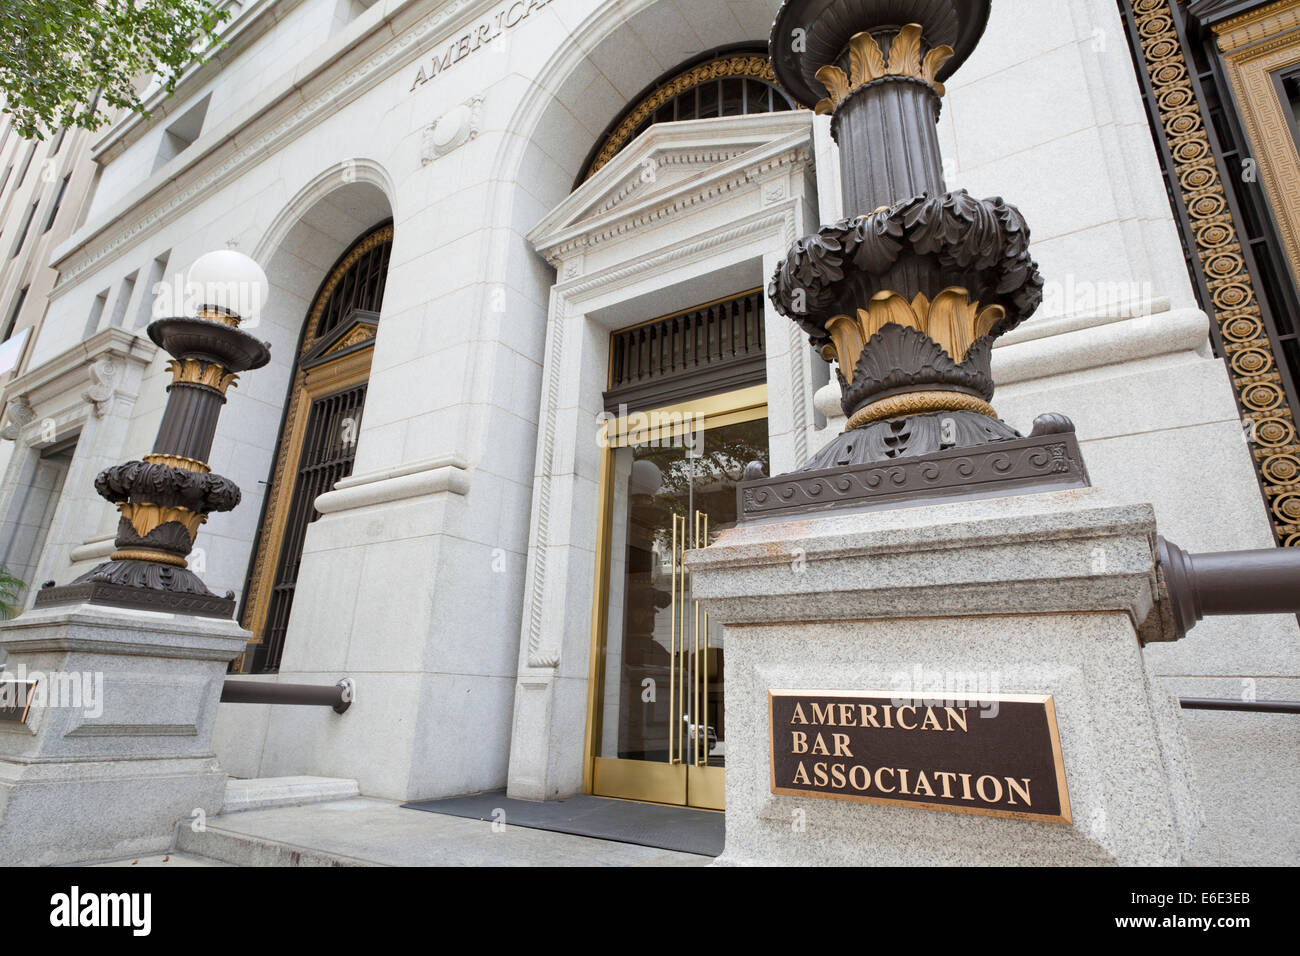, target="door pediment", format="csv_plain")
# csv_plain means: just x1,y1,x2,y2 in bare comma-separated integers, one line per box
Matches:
529,111,814,270
299,309,379,371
